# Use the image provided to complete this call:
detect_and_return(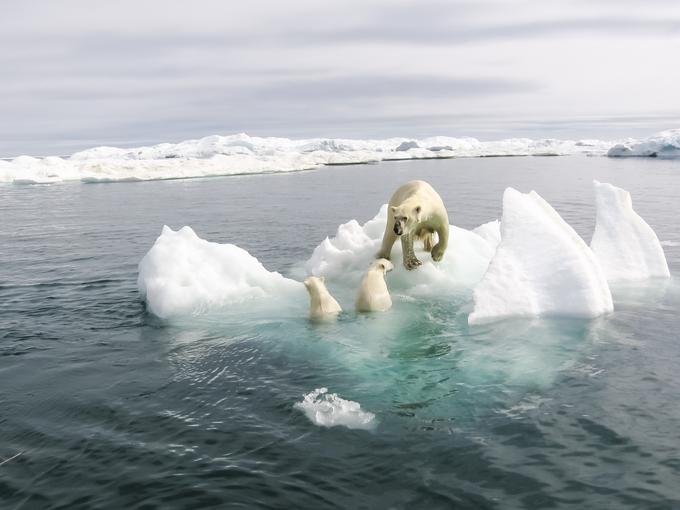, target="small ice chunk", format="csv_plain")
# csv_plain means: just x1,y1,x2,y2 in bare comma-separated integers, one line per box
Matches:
469,188,613,324
137,225,302,319
590,181,670,281
294,388,376,430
